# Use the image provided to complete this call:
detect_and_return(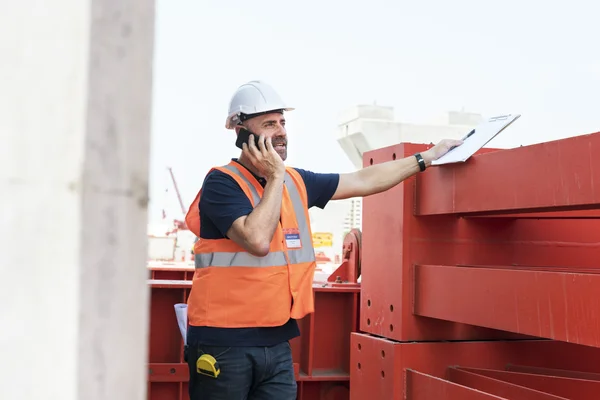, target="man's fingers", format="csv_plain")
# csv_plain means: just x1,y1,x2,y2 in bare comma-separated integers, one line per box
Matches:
257,135,267,153
440,139,463,152
265,136,275,152
243,138,260,164
440,139,462,147
248,134,262,157
241,142,252,158
247,134,257,150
